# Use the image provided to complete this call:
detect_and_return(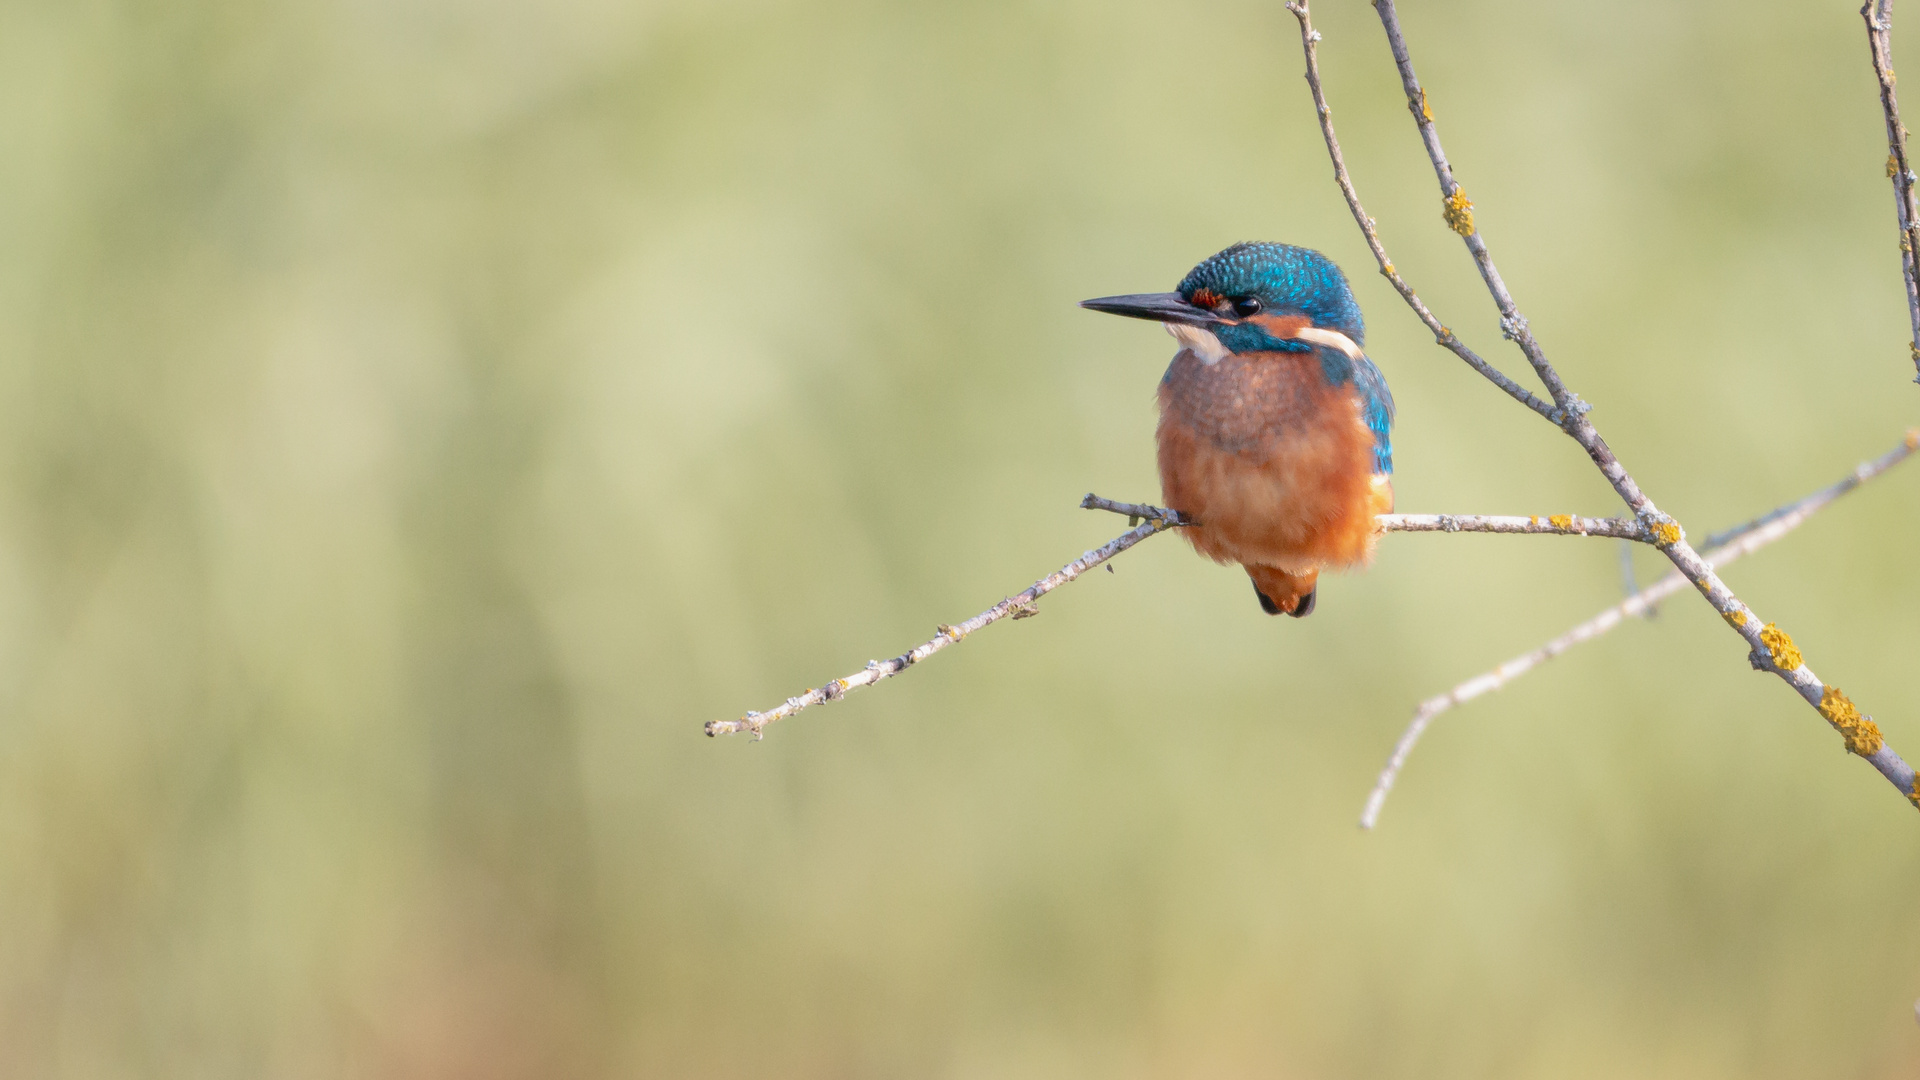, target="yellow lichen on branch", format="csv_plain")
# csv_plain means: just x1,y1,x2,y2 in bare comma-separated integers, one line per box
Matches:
1443,187,1475,236
1648,520,1681,546
1547,514,1573,530
1722,608,1748,629
1758,623,1803,671
1819,685,1884,757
